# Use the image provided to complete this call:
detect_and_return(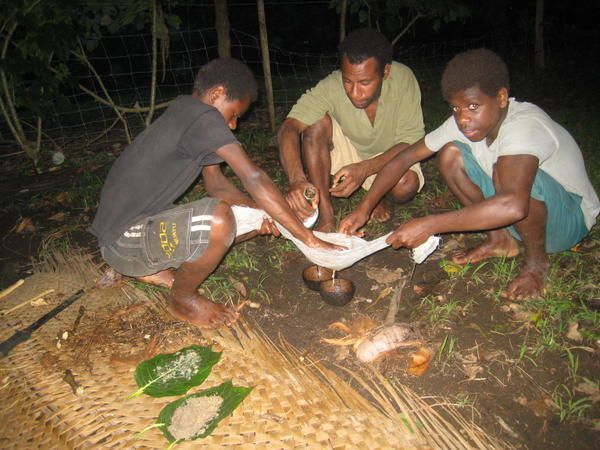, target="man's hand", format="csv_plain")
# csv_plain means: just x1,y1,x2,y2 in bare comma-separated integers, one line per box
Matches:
258,217,281,237
386,217,432,249
338,209,370,236
303,233,347,251
286,180,319,220
330,162,369,198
